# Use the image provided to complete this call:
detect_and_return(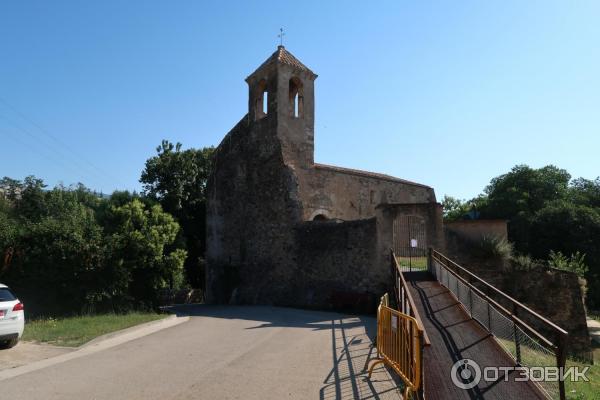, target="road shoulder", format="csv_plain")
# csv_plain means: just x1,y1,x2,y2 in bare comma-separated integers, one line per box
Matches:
0,314,189,381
